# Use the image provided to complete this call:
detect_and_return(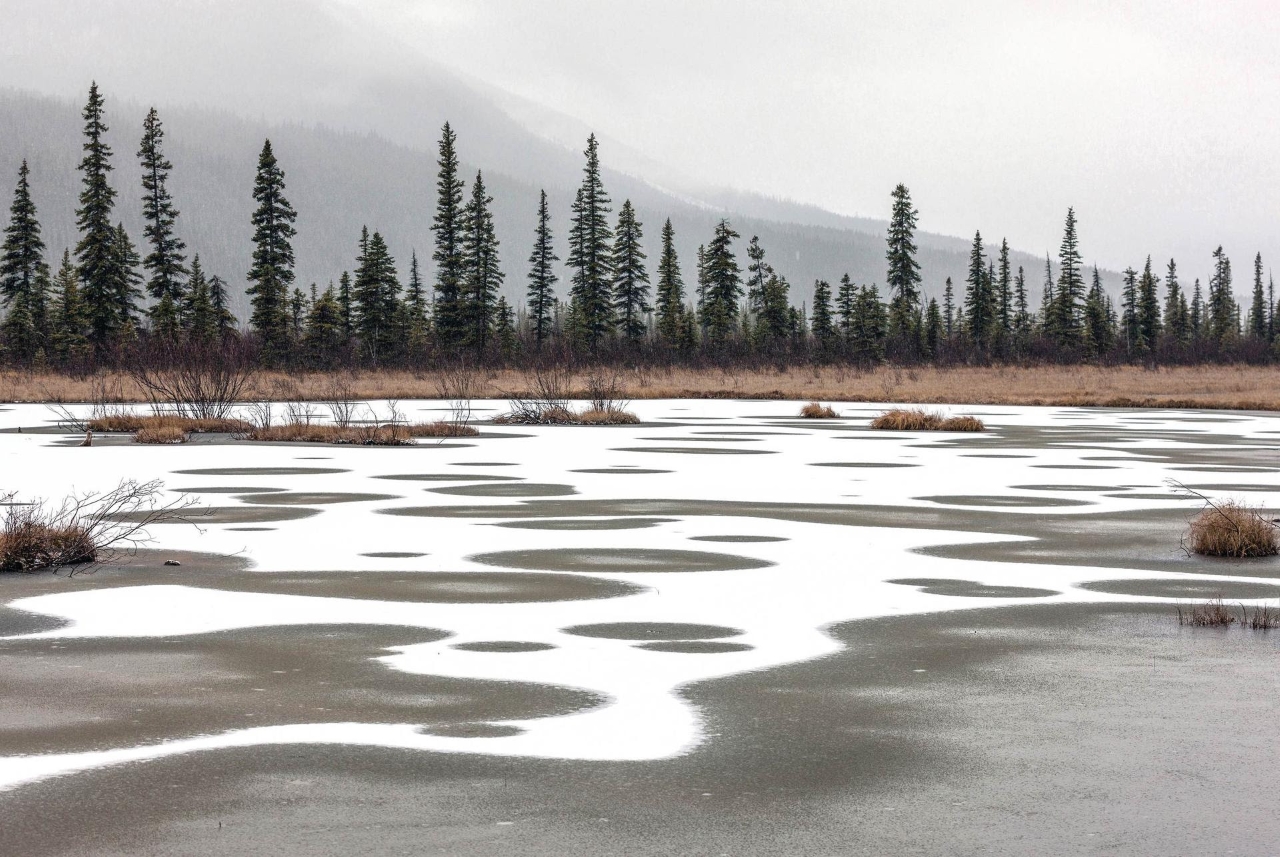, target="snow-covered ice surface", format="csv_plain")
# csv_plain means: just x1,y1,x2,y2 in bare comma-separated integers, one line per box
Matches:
1,398,1278,790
